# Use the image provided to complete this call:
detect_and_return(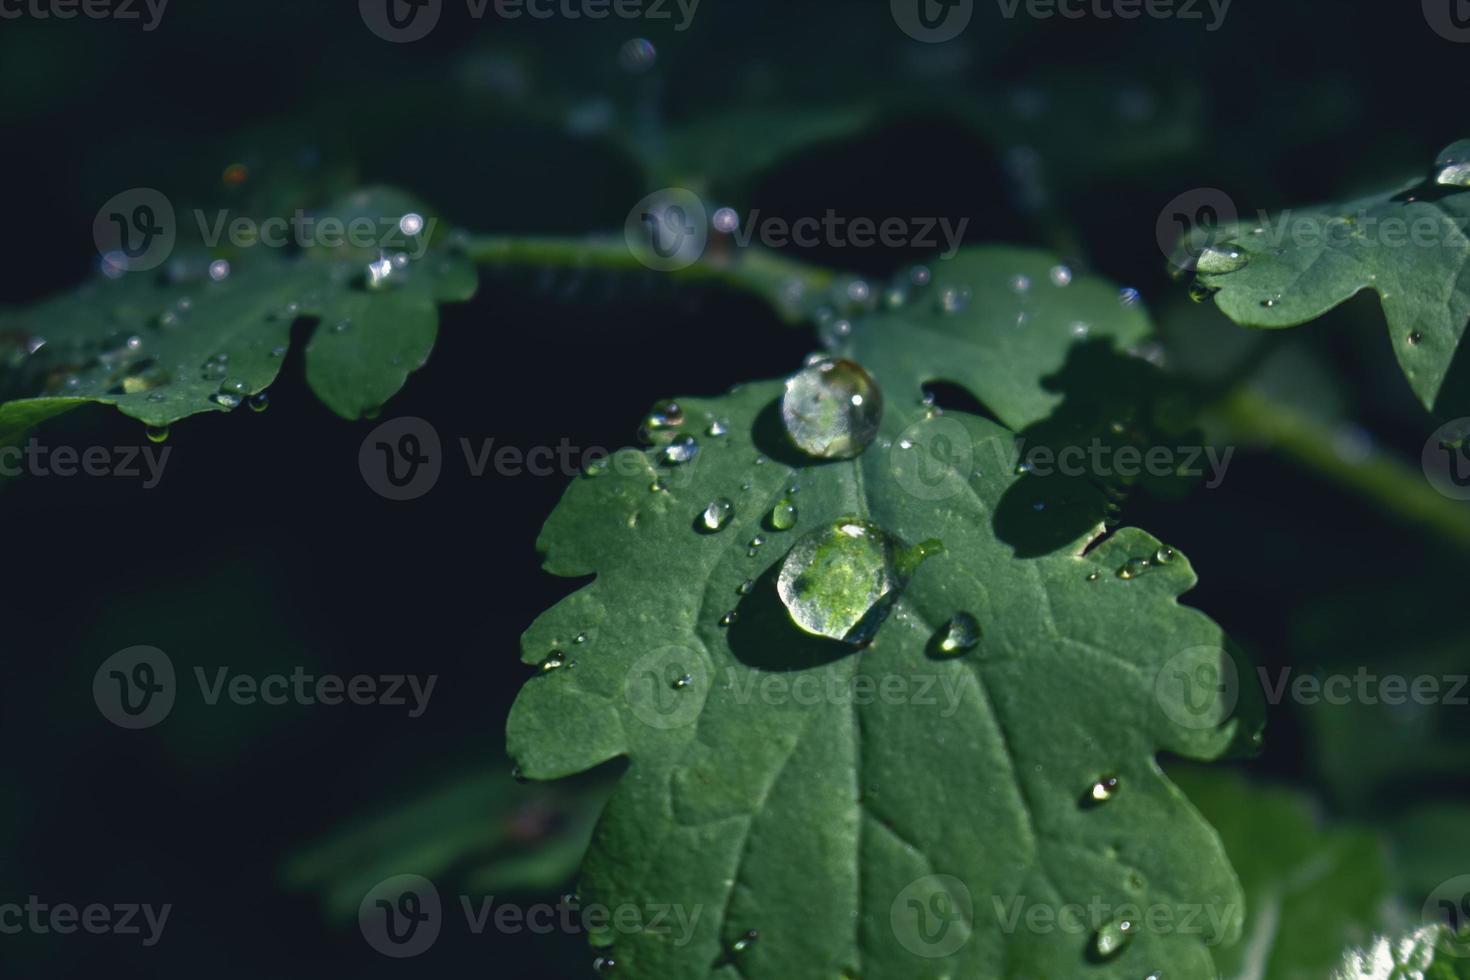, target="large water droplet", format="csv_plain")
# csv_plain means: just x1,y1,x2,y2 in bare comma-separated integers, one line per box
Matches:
935,612,980,656
1433,139,1470,187
776,519,936,645
701,498,734,532
781,358,883,460
646,400,684,430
